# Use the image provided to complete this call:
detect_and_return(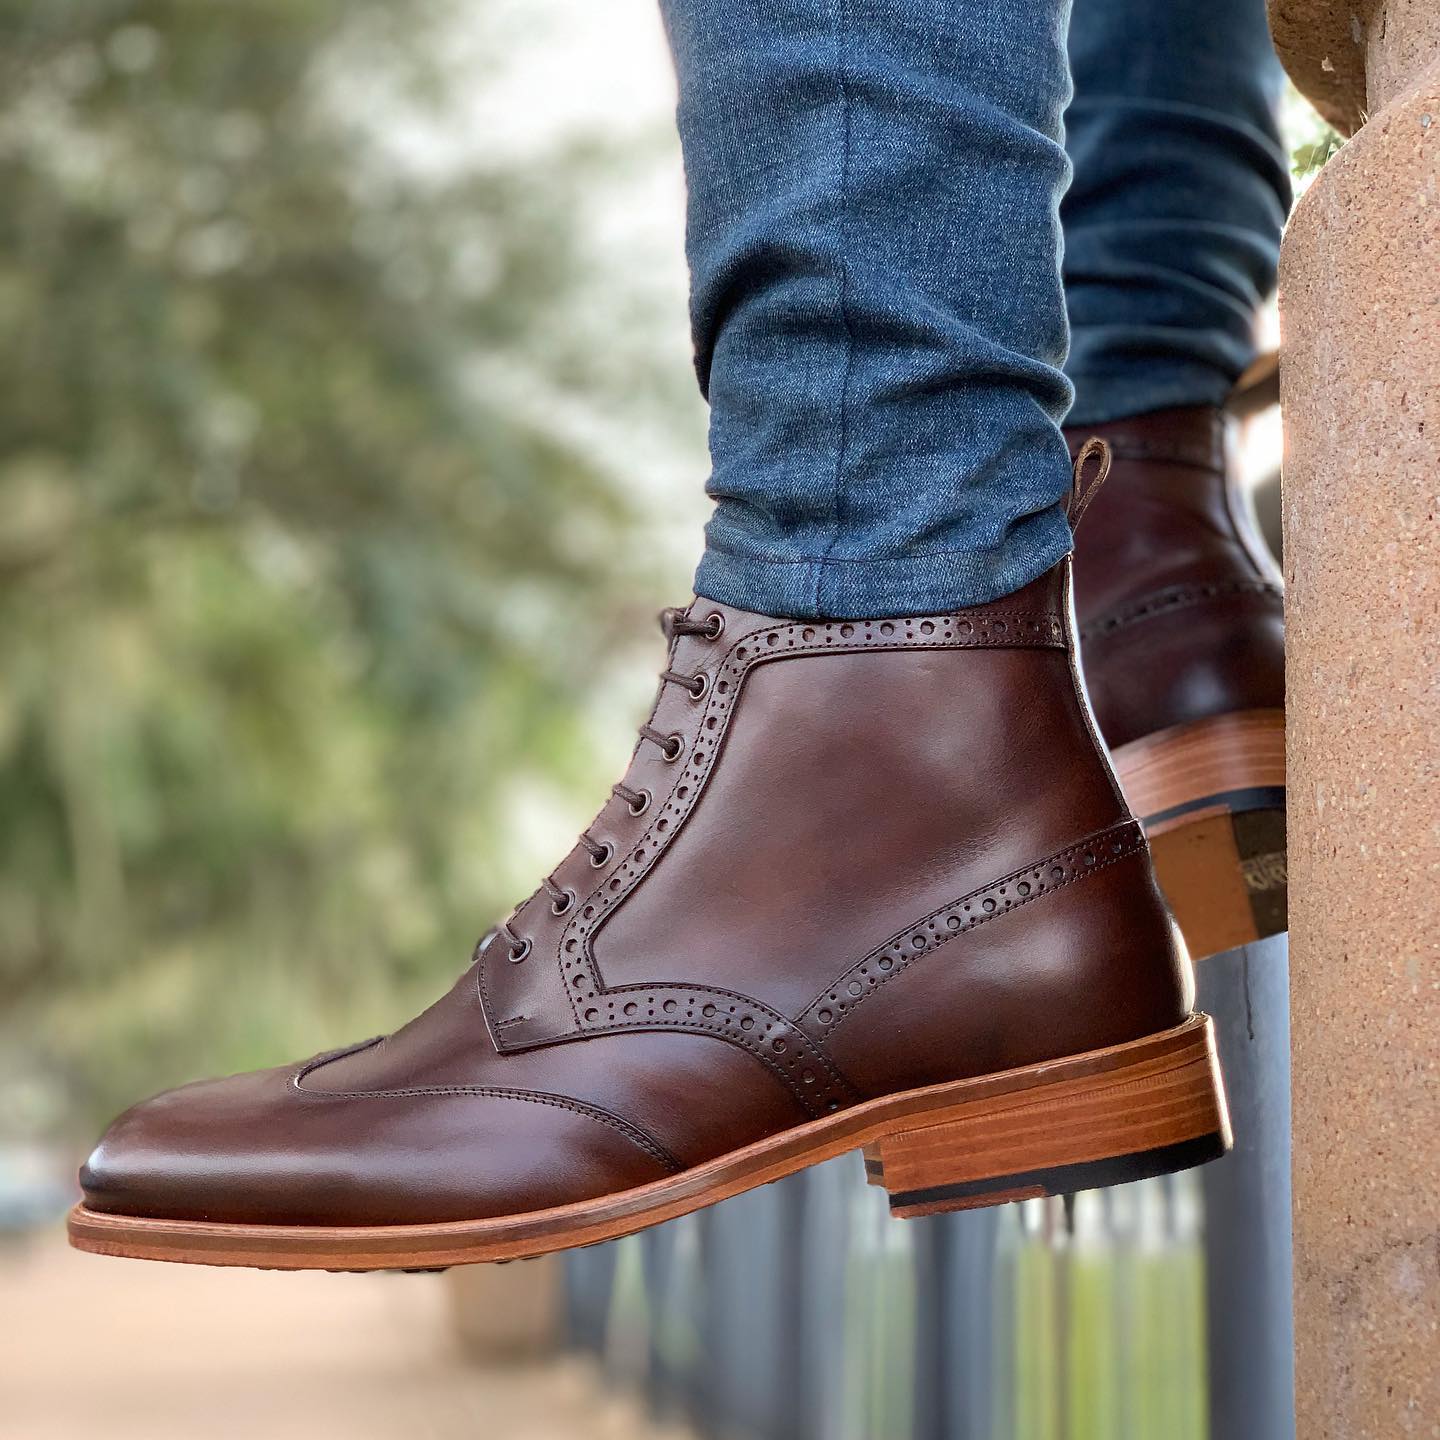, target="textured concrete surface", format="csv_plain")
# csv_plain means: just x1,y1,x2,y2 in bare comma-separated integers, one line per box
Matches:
1269,0,1440,134
1278,17,1440,1436
1268,0,1377,133
1366,0,1440,113
0,1230,691,1440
